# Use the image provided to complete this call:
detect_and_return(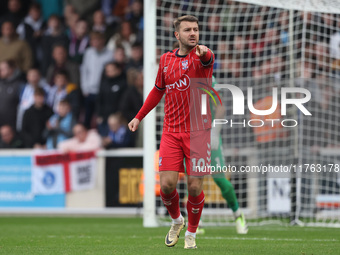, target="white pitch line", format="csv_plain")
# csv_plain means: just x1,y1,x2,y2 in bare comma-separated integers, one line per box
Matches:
198,237,338,242
129,236,338,242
